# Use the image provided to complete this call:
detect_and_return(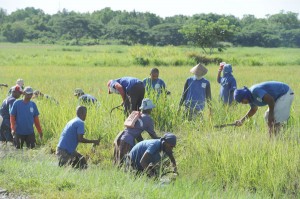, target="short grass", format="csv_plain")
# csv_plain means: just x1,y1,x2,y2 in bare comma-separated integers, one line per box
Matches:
0,43,299,198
